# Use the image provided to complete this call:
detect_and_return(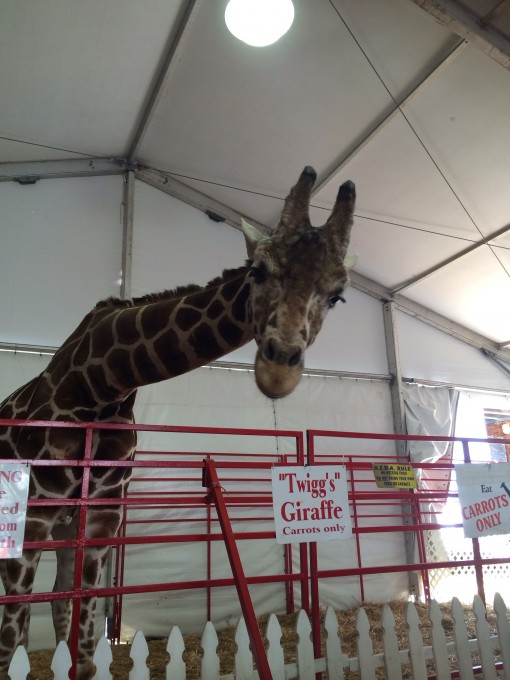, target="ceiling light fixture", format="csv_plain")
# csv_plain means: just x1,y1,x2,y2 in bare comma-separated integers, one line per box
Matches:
225,0,295,47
